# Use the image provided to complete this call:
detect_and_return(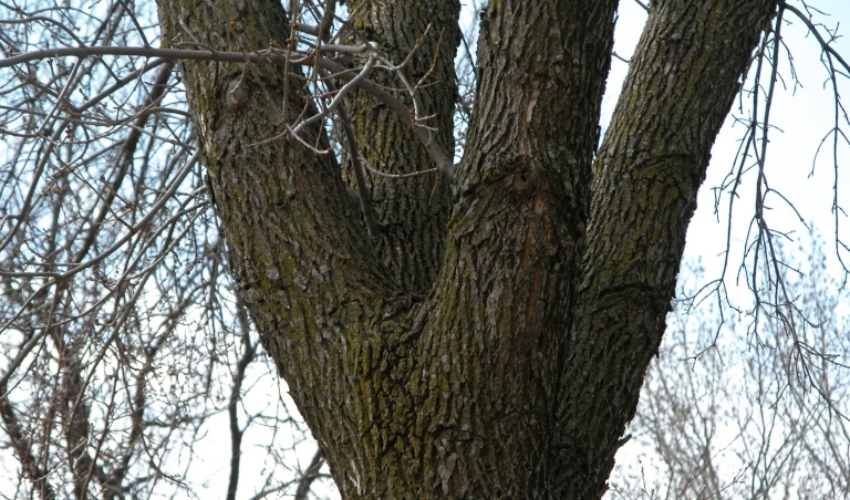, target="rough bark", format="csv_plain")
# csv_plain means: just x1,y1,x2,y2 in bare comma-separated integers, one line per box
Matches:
341,0,460,295
156,0,777,498
418,1,618,496
557,2,778,496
